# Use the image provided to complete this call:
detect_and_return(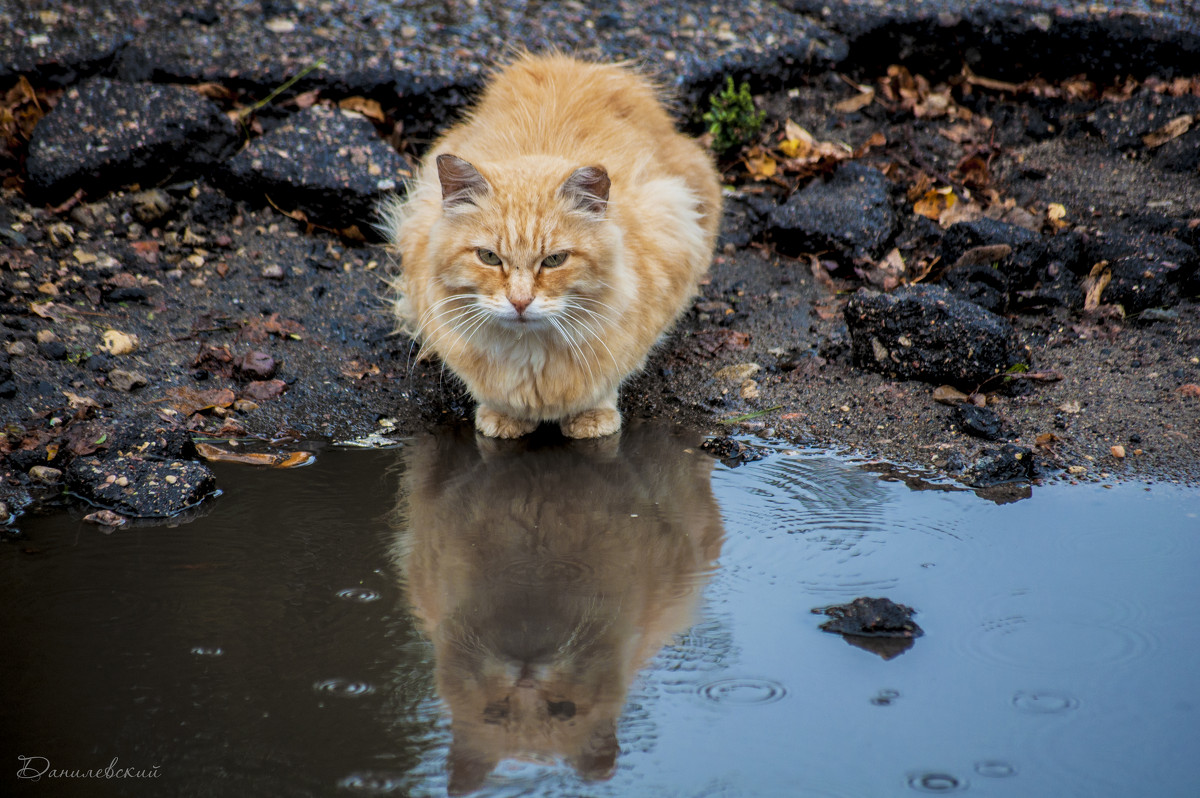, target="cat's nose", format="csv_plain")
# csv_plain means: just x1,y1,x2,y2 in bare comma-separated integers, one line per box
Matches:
510,296,532,315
